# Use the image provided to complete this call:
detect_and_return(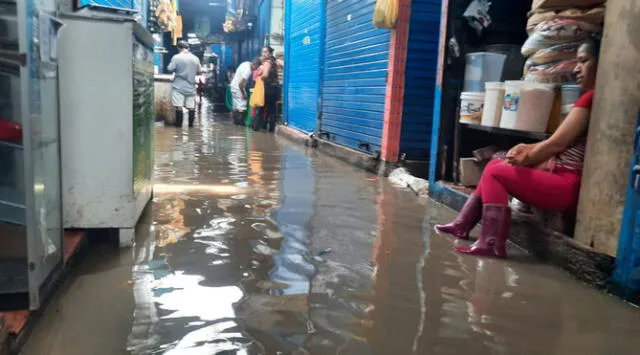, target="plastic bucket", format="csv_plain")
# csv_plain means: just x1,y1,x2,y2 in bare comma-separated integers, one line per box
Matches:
500,81,524,129
516,82,555,133
561,84,583,115
460,92,485,124
481,82,505,127
485,44,526,81
464,52,508,92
